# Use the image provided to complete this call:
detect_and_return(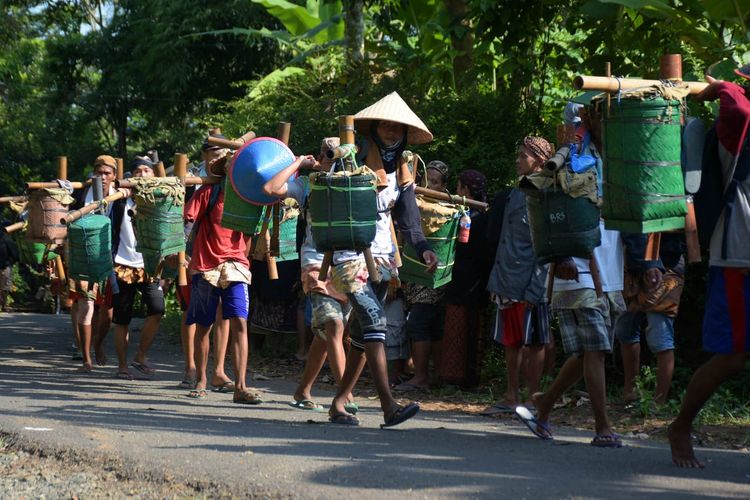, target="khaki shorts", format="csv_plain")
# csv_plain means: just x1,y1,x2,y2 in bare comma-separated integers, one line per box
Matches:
310,292,351,340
